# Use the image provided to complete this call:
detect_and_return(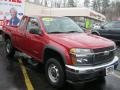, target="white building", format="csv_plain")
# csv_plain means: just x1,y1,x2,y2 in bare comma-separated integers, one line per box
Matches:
24,1,106,27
